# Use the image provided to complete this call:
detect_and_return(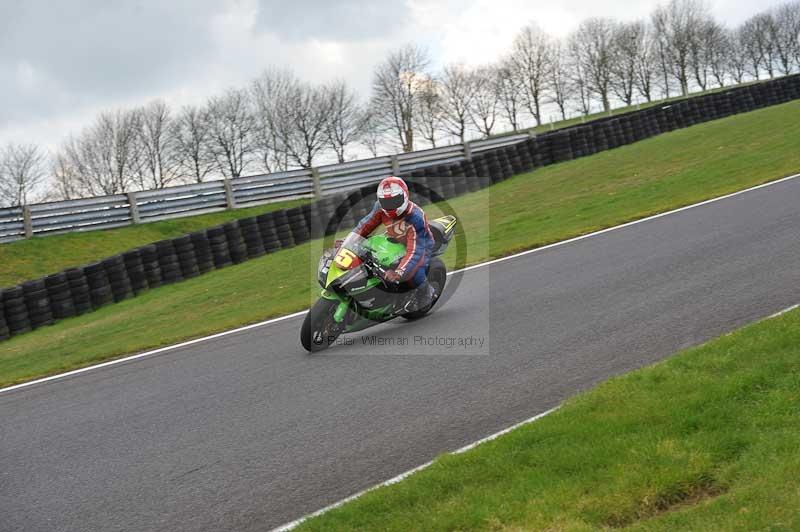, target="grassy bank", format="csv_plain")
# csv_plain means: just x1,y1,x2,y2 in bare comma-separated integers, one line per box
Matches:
0,198,310,288
297,307,800,530
0,100,798,387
